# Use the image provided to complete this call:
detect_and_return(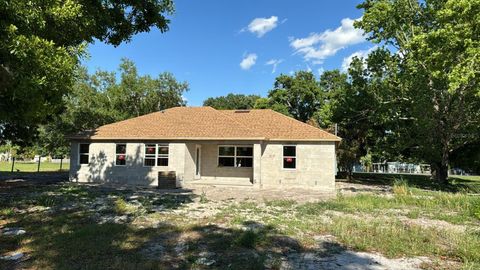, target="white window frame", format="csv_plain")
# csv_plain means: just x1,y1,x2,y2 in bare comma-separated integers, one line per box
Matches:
115,143,127,166
78,143,90,165
143,143,169,167
218,145,253,168
282,145,297,170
